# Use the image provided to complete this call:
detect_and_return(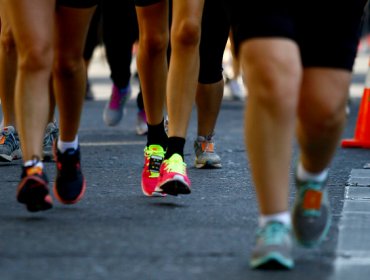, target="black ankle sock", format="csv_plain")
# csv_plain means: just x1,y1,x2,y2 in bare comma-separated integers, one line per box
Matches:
165,137,185,159
147,119,168,149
